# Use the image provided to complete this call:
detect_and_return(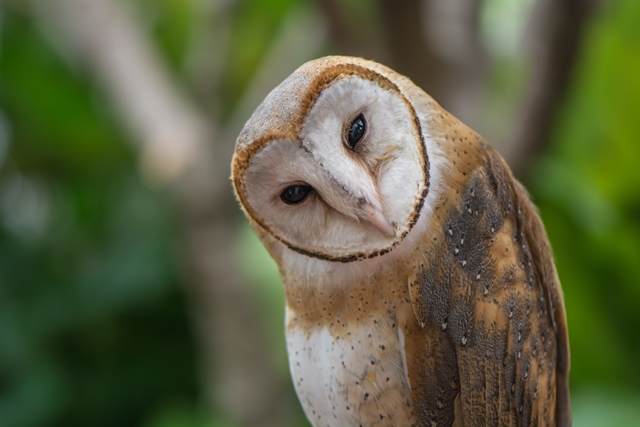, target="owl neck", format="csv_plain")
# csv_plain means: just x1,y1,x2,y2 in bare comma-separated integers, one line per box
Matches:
274,208,432,325
280,248,418,330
